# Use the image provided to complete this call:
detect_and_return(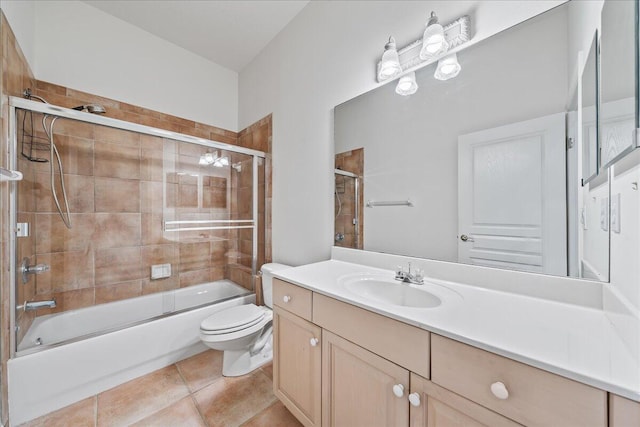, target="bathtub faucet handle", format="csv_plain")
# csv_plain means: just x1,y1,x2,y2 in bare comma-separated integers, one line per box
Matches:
20,258,50,284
